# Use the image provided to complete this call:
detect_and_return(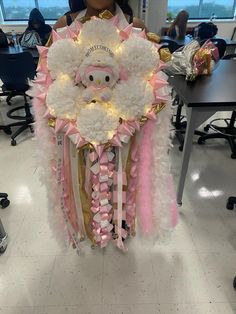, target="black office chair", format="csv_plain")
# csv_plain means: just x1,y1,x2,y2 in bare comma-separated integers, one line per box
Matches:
0,193,9,254
160,39,179,53
231,27,236,41
200,38,227,59
226,194,236,290
0,218,7,254
198,54,236,159
0,52,36,146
